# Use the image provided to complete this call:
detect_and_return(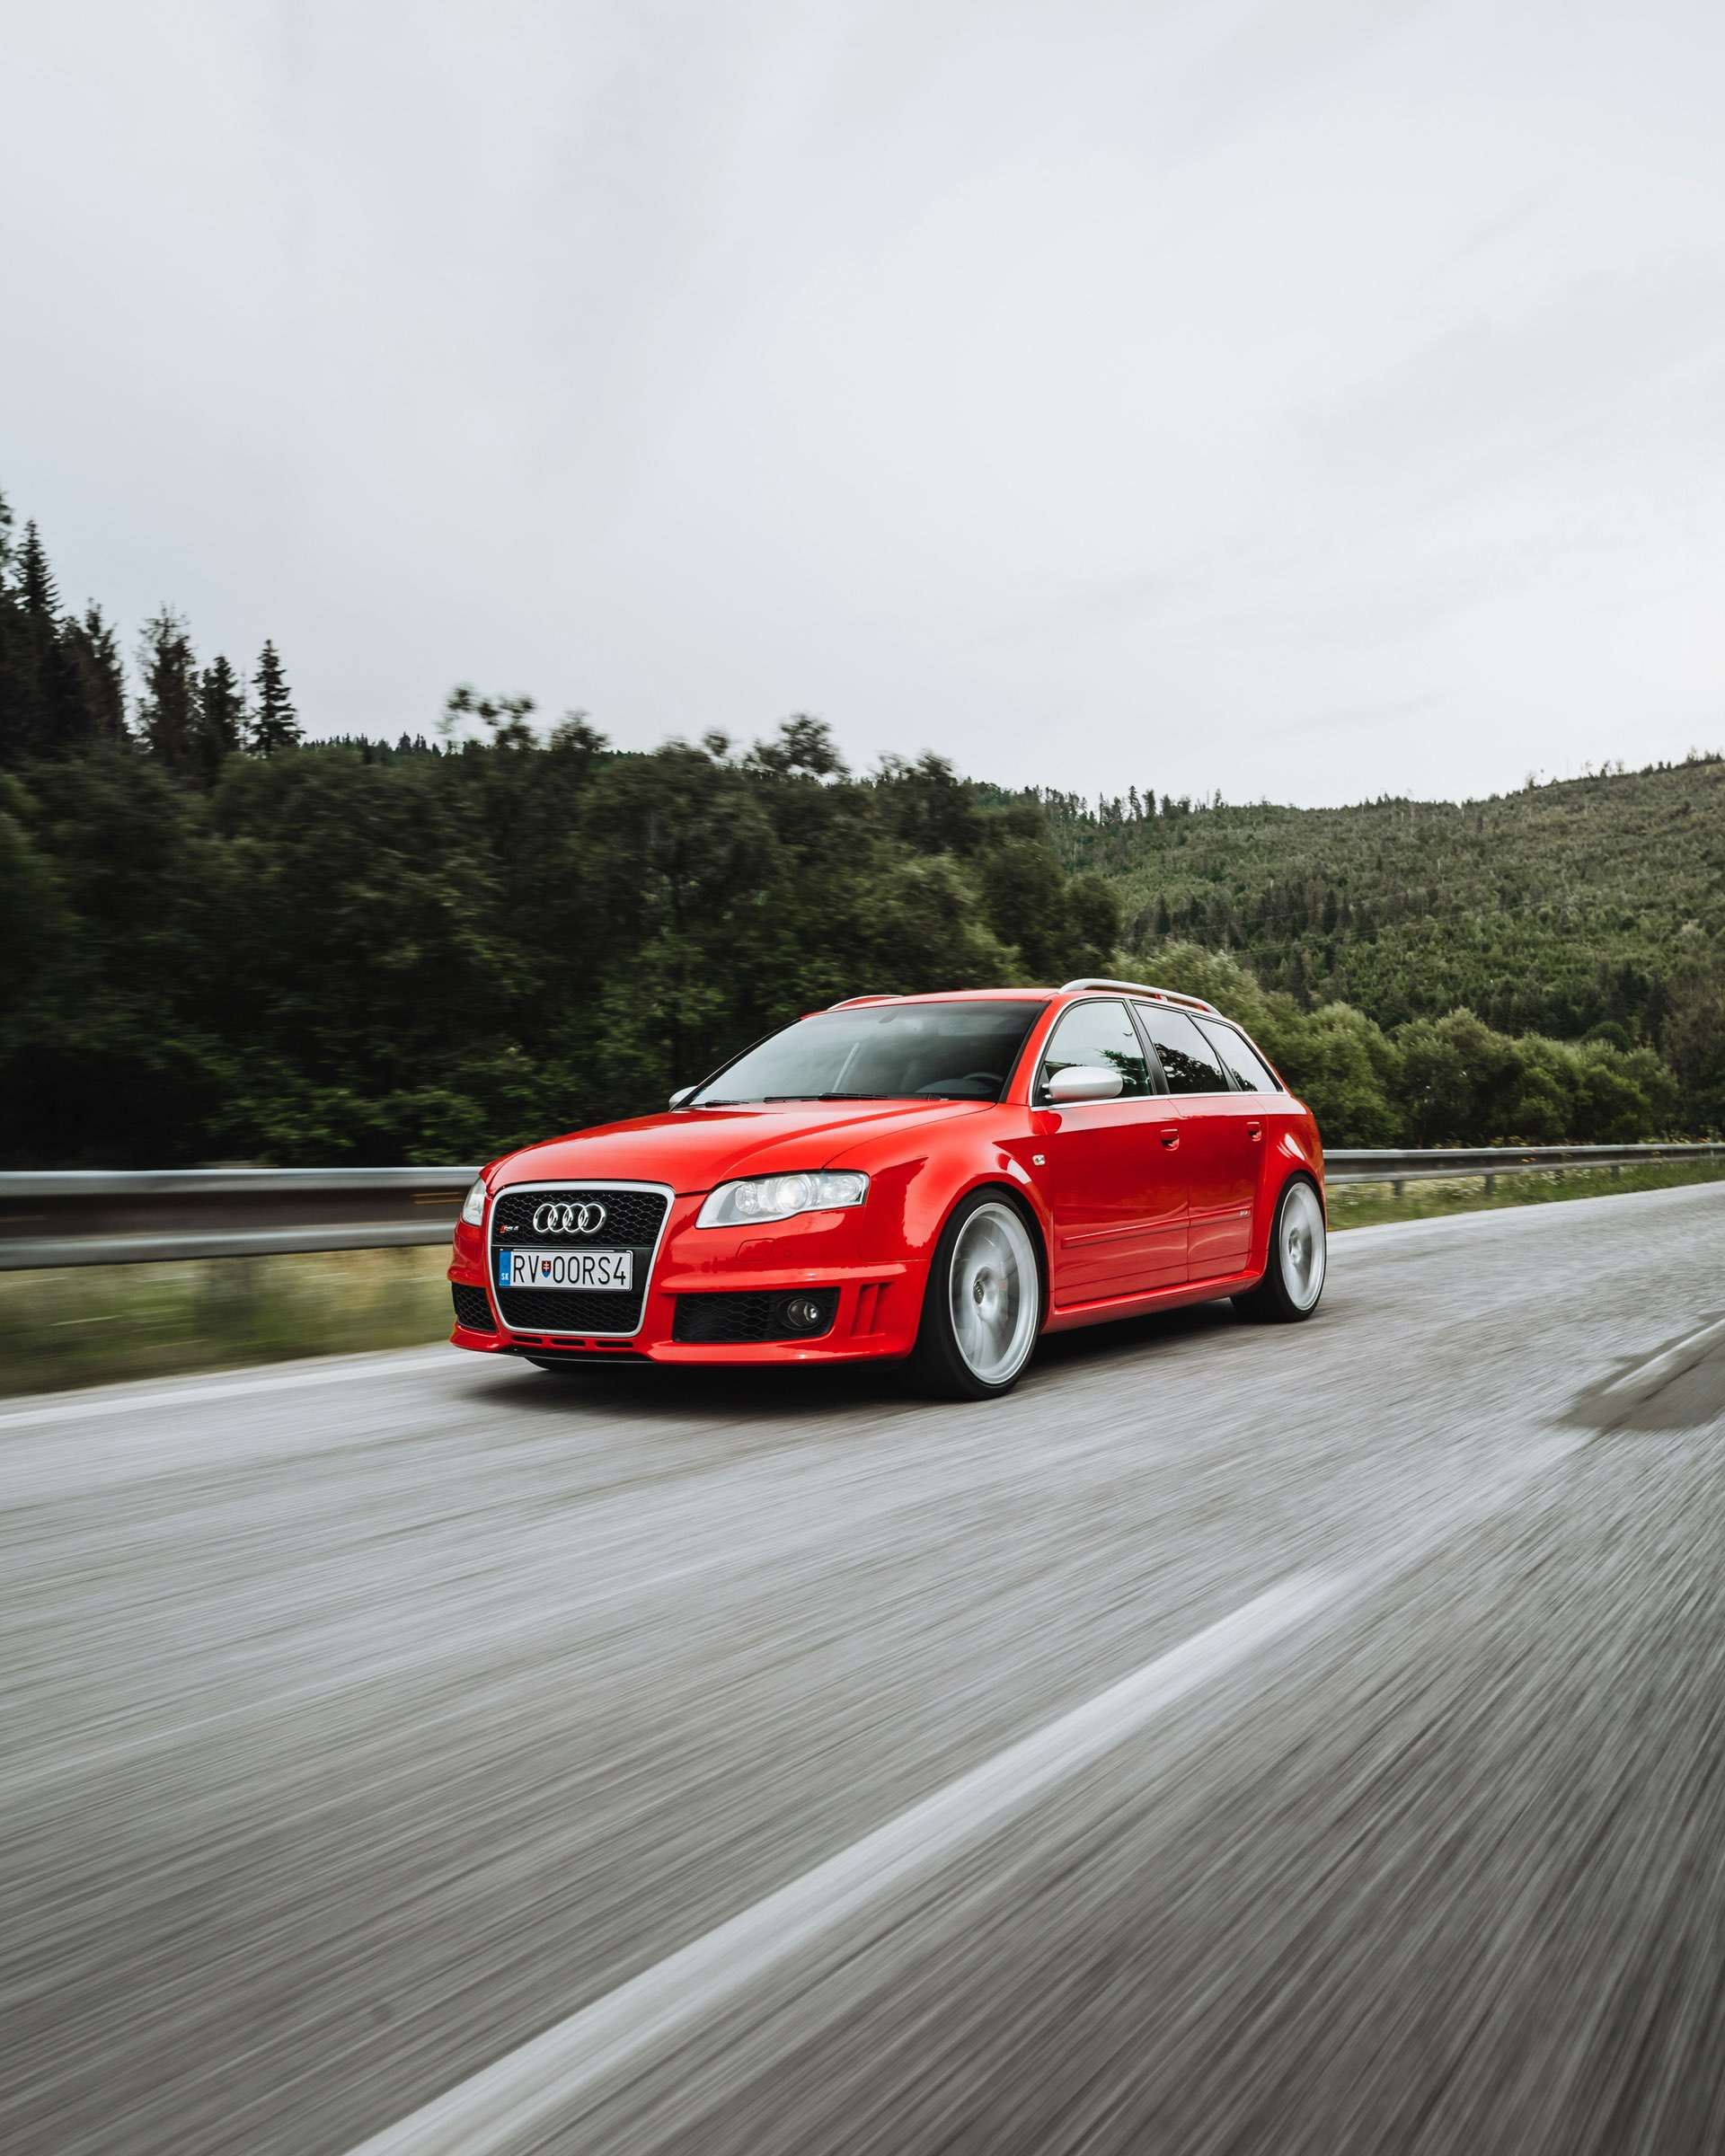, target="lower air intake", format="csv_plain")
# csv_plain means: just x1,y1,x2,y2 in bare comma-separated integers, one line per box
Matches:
451,1283,495,1331
672,1289,840,1345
